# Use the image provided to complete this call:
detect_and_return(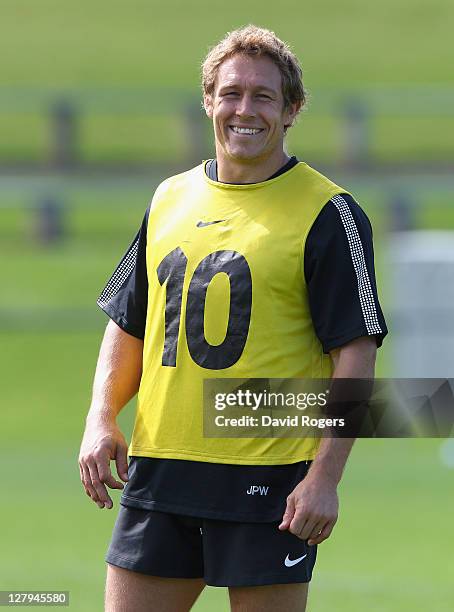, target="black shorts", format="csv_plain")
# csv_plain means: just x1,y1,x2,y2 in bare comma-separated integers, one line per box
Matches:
106,505,317,587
